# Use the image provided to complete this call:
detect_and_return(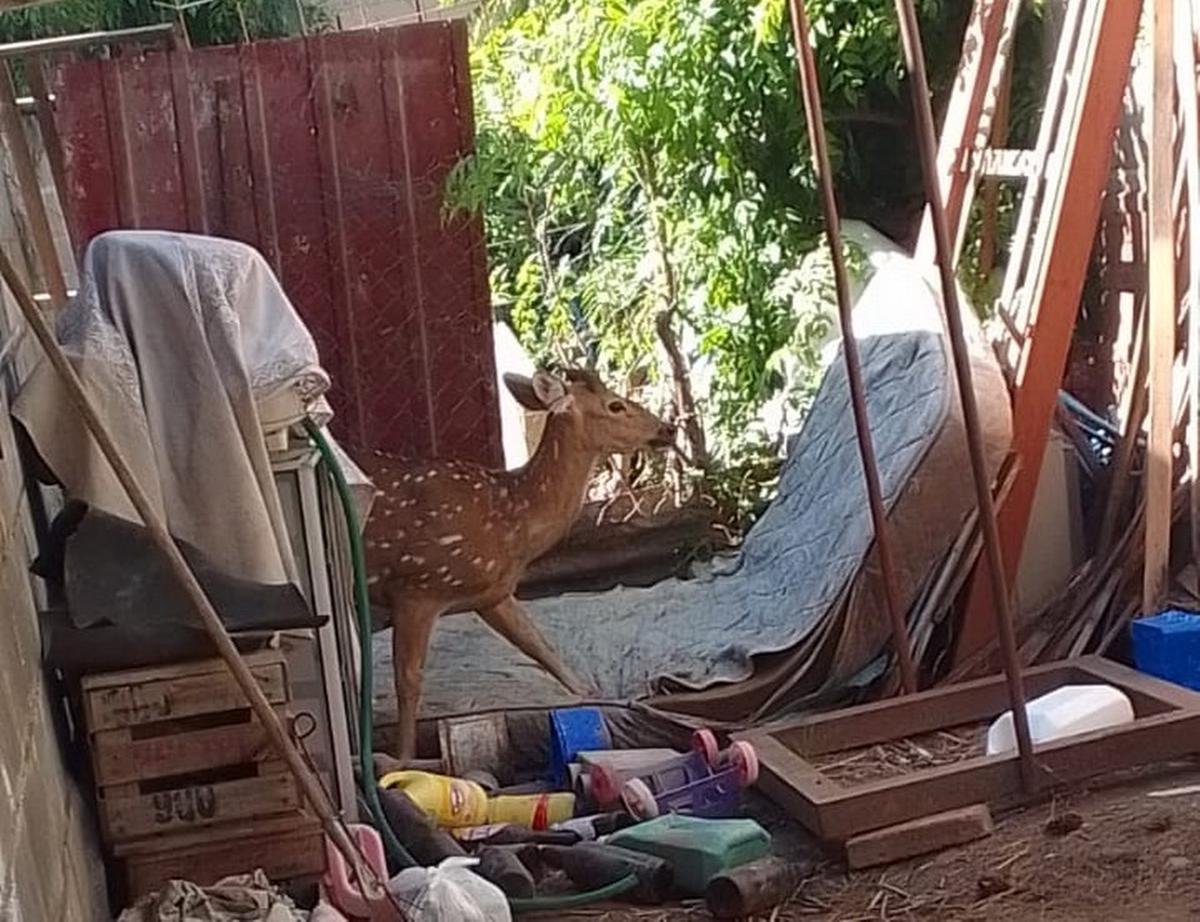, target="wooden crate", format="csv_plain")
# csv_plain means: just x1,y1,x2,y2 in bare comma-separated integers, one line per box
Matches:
82,652,289,732
97,761,301,842
115,813,326,898
82,652,305,847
